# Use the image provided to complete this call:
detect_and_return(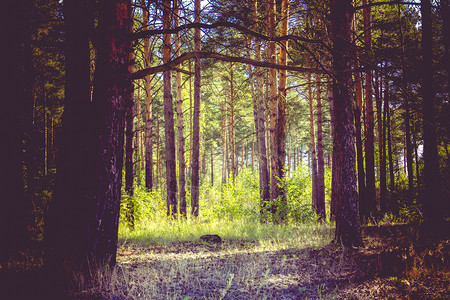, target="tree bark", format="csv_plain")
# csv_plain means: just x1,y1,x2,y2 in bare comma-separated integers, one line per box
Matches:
386,92,397,213
354,70,366,219
421,0,445,227
330,0,363,247
316,74,326,222
229,63,237,182
307,57,318,217
362,0,376,219
275,0,289,221
380,81,388,213
162,0,178,218
251,0,271,218
174,0,187,218
191,0,201,217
